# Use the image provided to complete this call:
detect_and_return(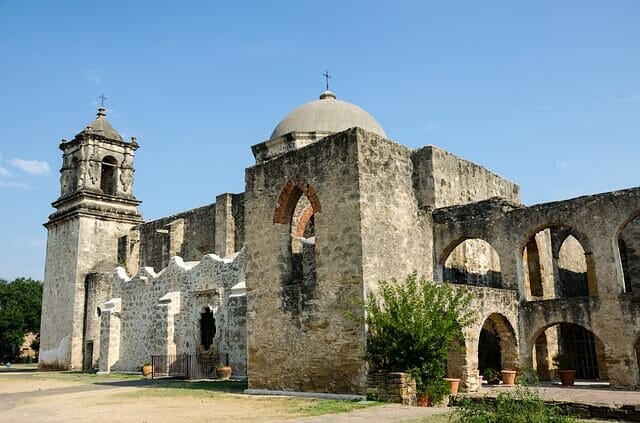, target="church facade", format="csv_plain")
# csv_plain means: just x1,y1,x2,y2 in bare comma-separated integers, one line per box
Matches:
39,90,640,394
